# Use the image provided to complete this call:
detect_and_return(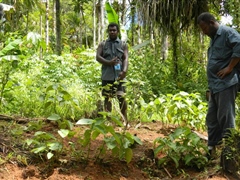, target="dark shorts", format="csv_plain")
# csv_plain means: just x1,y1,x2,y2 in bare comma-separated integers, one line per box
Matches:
102,80,126,97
